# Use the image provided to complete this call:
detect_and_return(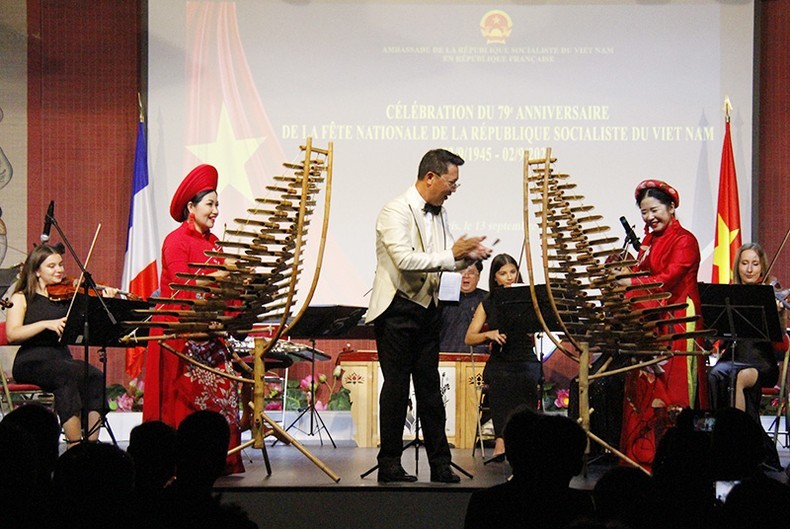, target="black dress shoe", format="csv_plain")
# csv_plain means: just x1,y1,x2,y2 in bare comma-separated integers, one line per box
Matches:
378,465,418,483
483,453,506,465
430,466,460,483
